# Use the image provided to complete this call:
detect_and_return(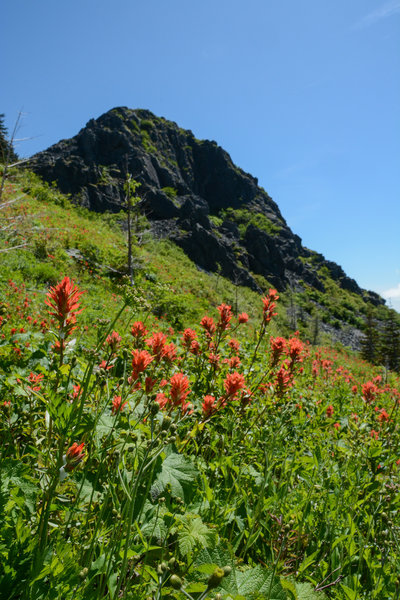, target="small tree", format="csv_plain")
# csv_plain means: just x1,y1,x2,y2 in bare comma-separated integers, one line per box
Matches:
379,309,400,372
360,307,380,364
123,175,141,284
0,113,18,164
